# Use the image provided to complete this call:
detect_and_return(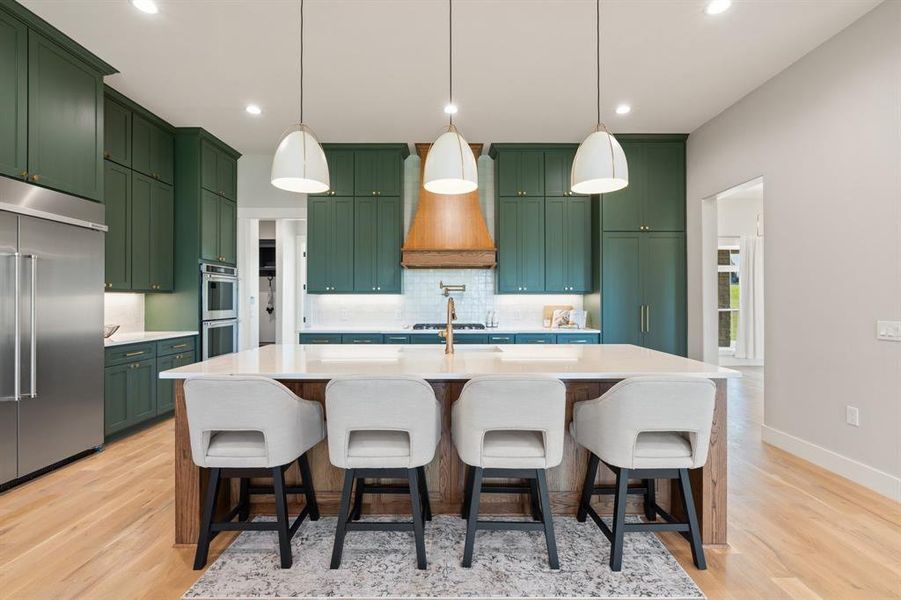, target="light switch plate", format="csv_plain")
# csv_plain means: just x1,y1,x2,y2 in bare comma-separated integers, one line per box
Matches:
846,406,860,427
876,320,901,341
